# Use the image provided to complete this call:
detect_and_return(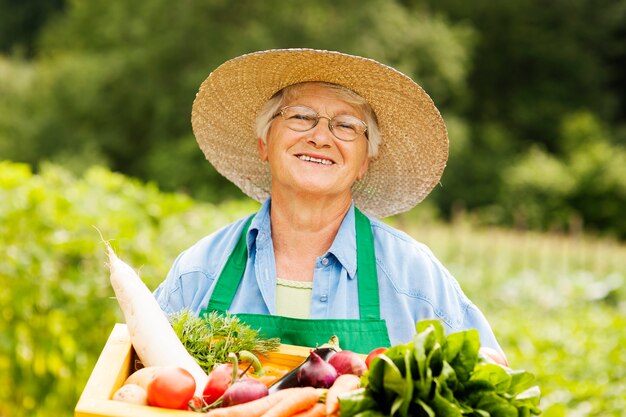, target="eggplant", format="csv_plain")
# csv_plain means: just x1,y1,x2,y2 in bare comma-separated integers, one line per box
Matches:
268,340,339,393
